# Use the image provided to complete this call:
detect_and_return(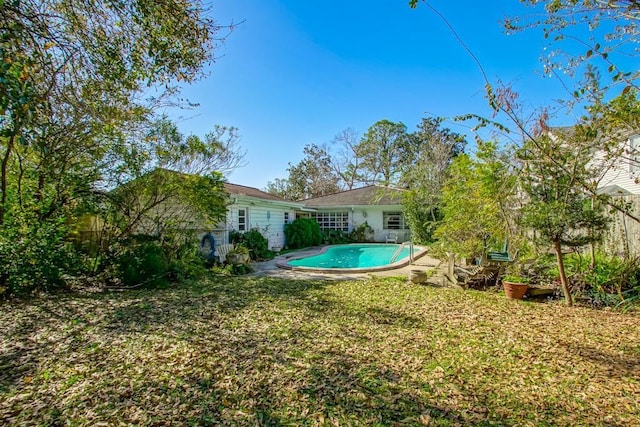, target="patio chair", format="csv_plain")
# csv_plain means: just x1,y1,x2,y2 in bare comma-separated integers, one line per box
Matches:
215,243,234,264
487,239,509,261
386,232,398,243
453,264,502,289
